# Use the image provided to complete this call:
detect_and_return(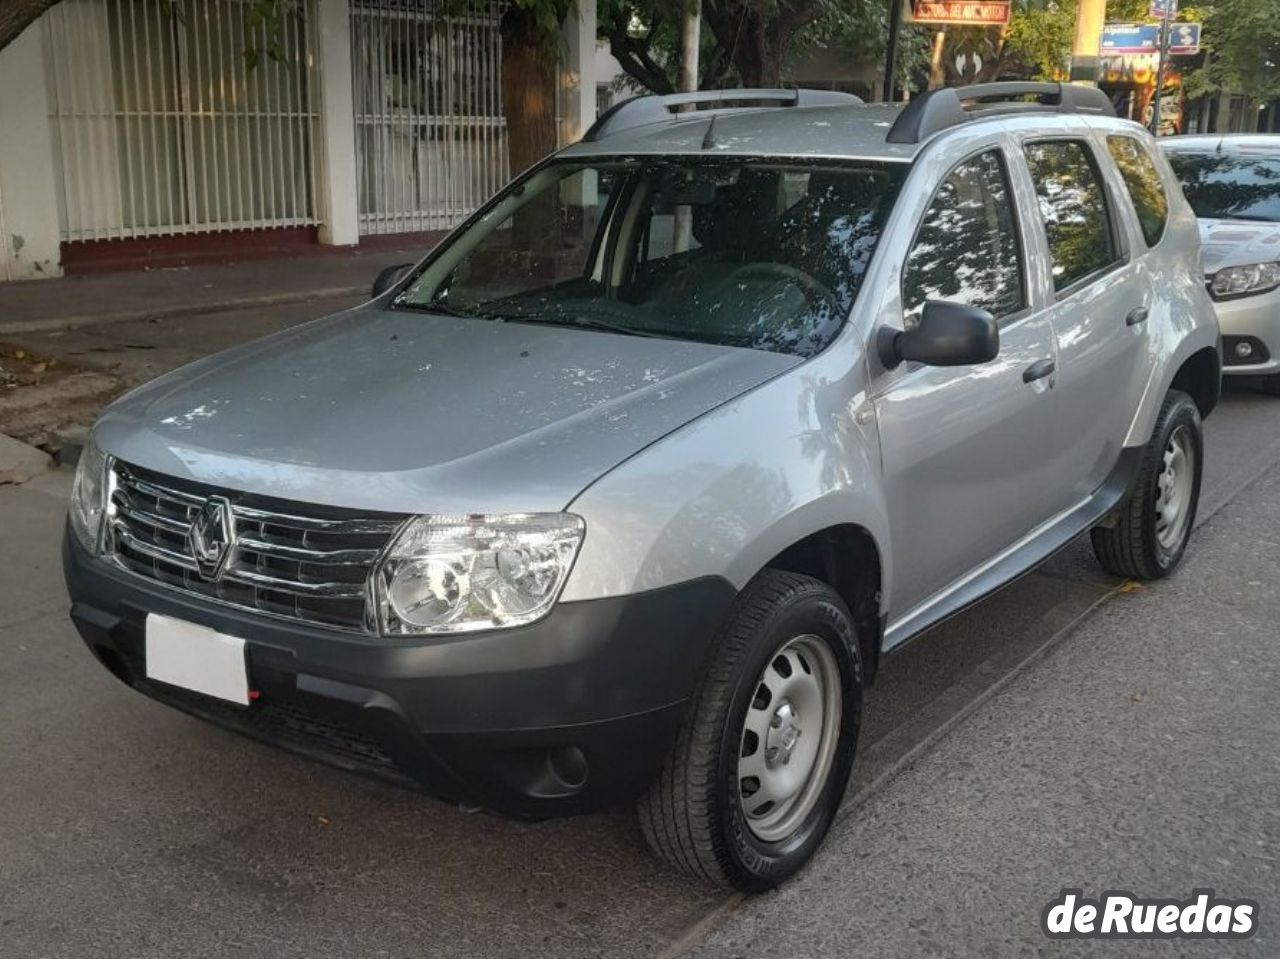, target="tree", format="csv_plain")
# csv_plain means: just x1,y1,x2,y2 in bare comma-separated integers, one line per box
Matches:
500,0,572,175
600,0,929,96
1183,0,1280,105
0,0,59,52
